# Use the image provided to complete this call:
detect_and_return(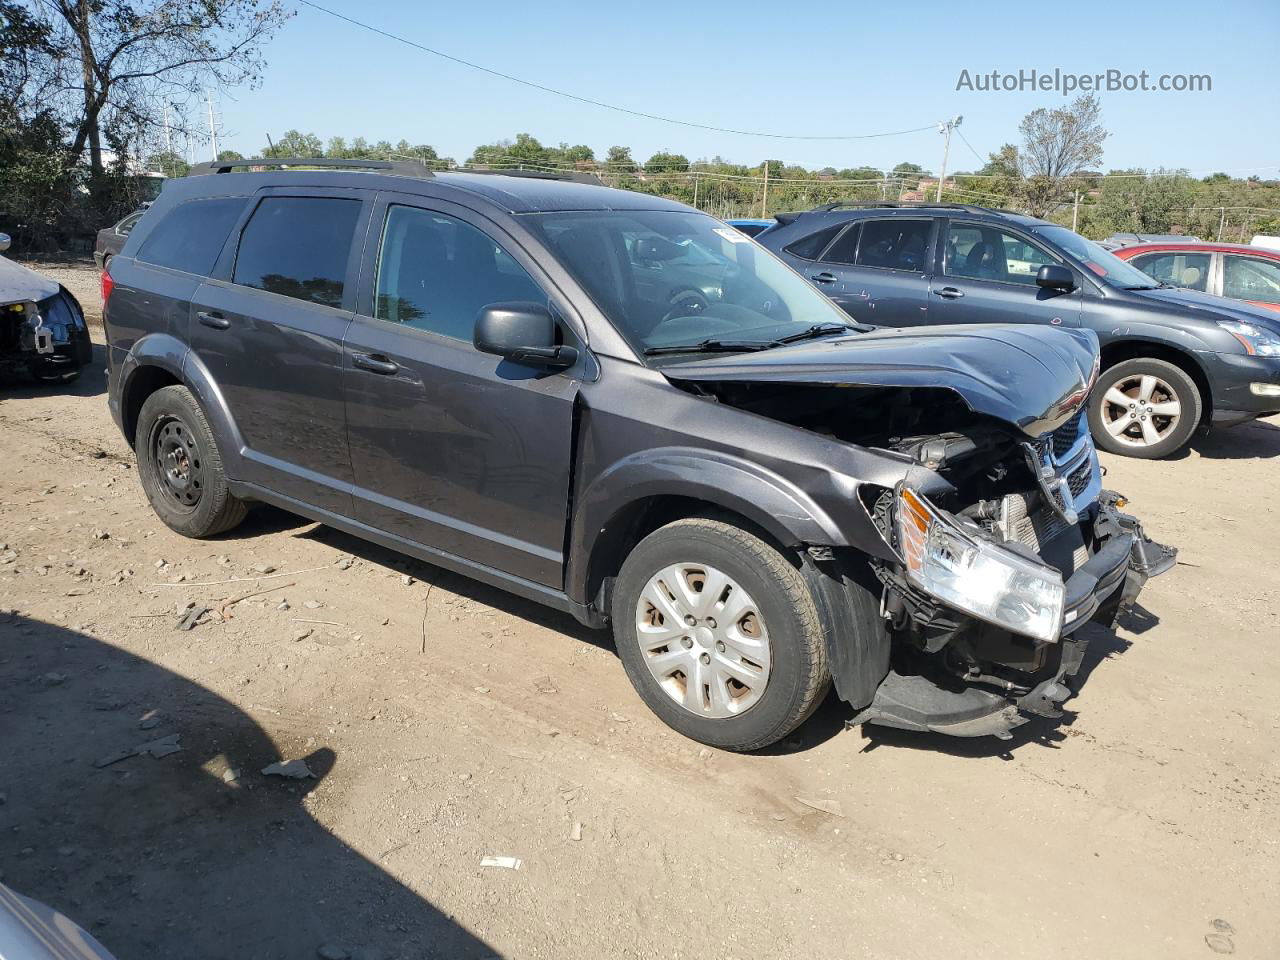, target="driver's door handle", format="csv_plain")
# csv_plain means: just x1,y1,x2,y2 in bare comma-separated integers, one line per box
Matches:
810,272,837,284
934,287,964,299
196,311,230,330
351,353,399,376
